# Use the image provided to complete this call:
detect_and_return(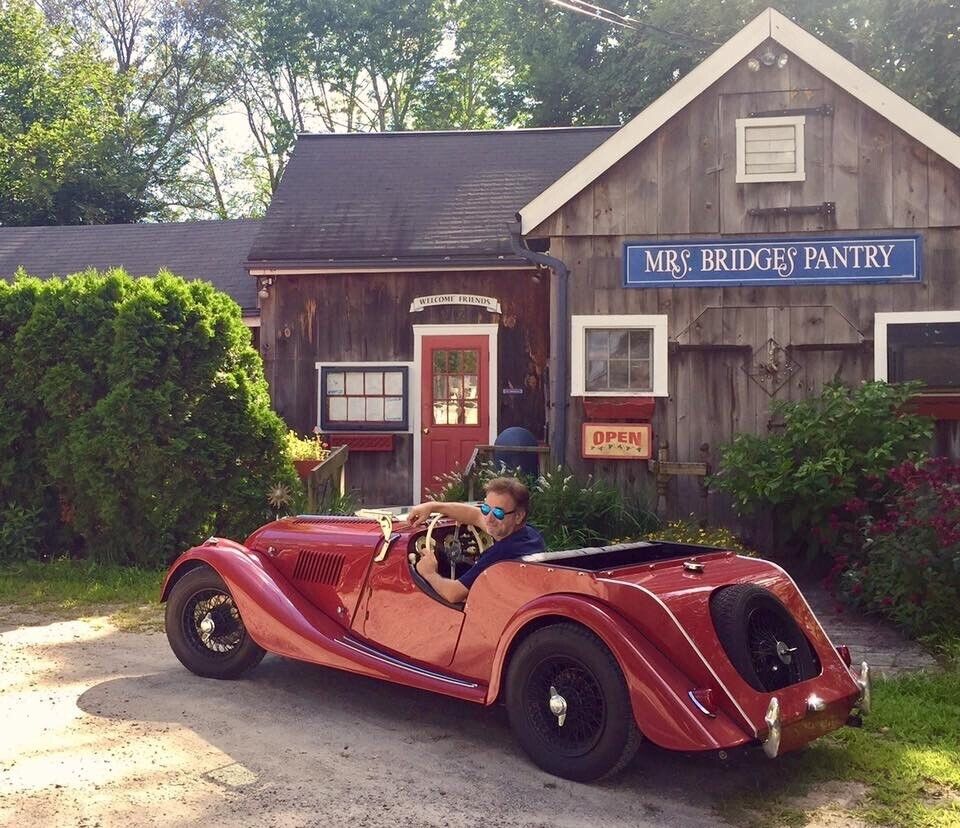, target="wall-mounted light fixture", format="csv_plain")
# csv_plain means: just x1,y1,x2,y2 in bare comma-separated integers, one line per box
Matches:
257,277,274,299
747,45,788,71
